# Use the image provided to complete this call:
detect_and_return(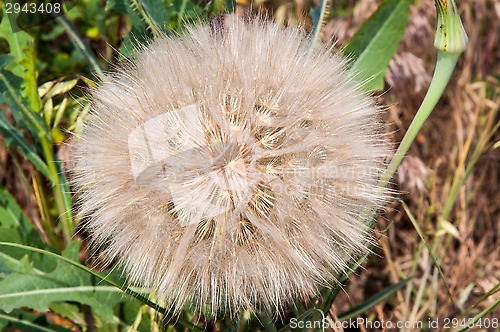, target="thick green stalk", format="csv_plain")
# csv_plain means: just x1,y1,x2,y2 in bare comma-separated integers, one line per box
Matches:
381,51,458,185
381,0,468,311
381,0,468,186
